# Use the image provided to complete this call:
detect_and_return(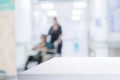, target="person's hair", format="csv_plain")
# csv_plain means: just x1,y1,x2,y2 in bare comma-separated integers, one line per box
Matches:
53,17,57,20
